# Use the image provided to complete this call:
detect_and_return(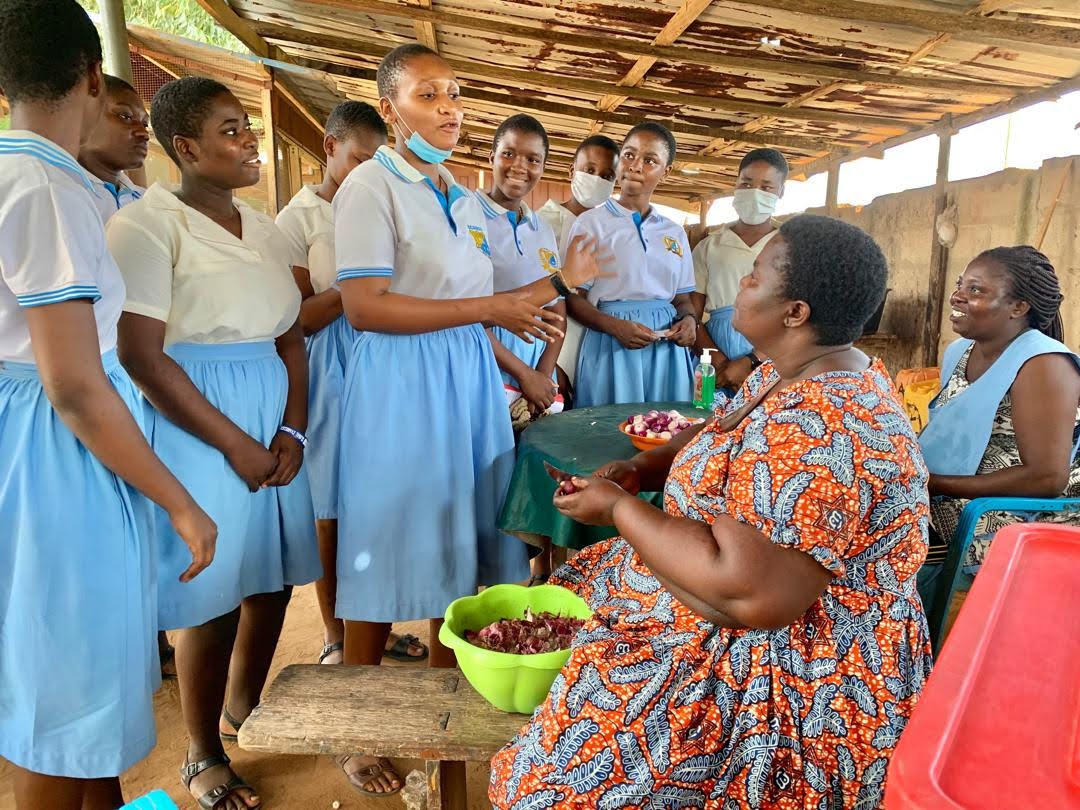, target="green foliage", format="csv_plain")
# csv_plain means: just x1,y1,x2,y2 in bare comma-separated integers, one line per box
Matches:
79,0,246,52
